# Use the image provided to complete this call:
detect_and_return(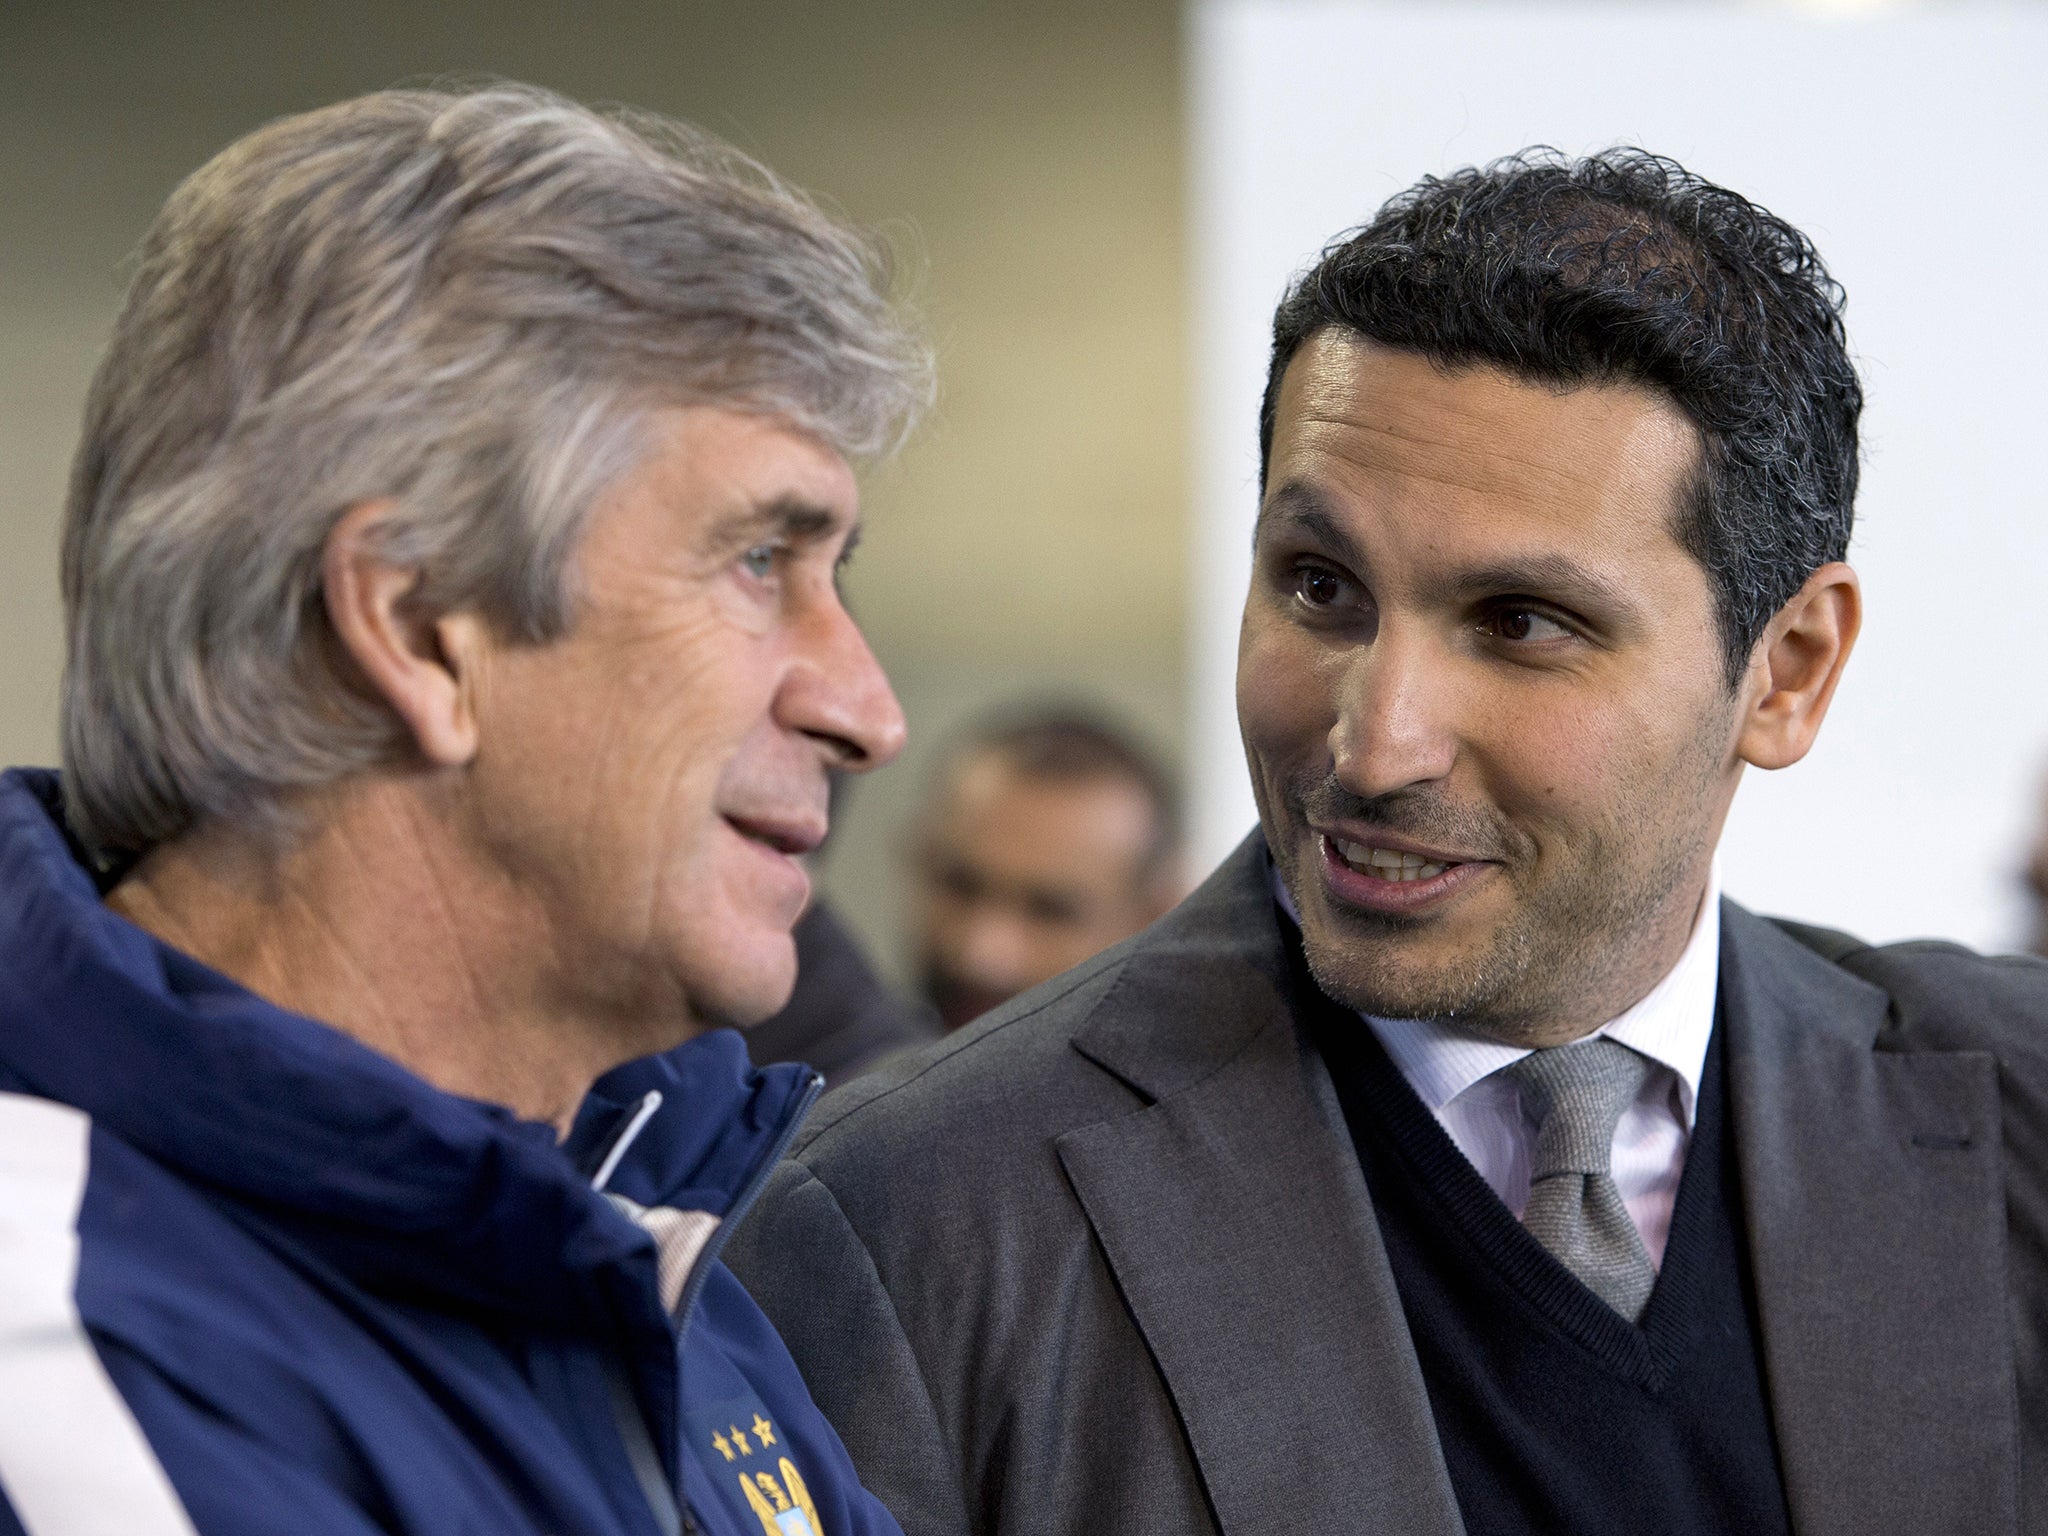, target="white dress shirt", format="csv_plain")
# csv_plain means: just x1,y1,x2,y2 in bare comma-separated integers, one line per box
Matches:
1284,861,1722,1267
